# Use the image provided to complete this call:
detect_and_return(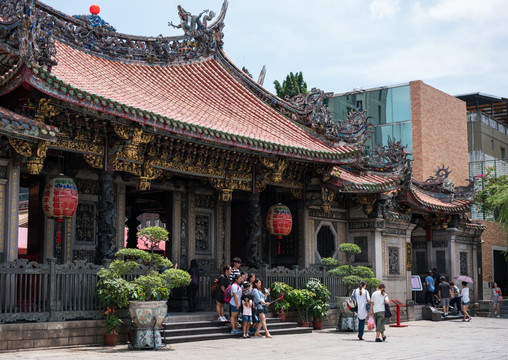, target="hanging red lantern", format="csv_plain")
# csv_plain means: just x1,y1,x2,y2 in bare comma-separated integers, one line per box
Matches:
89,4,100,15
266,203,292,240
42,175,79,244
